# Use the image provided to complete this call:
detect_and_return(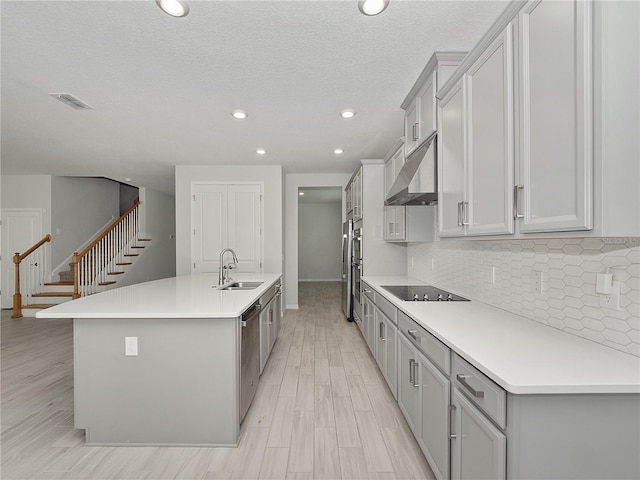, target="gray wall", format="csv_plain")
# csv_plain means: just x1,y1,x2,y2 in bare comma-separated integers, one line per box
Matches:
51,177,120,270
298,202,342,281
117,187,176,286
